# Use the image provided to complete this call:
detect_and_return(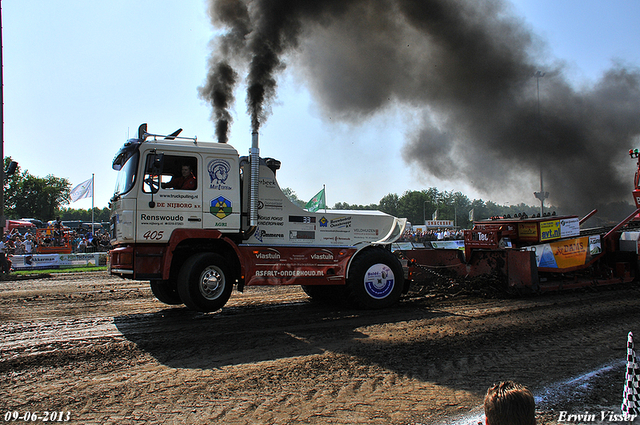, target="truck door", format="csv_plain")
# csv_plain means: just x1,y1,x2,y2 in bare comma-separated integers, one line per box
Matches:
137,152,204,242
202,154,241,232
